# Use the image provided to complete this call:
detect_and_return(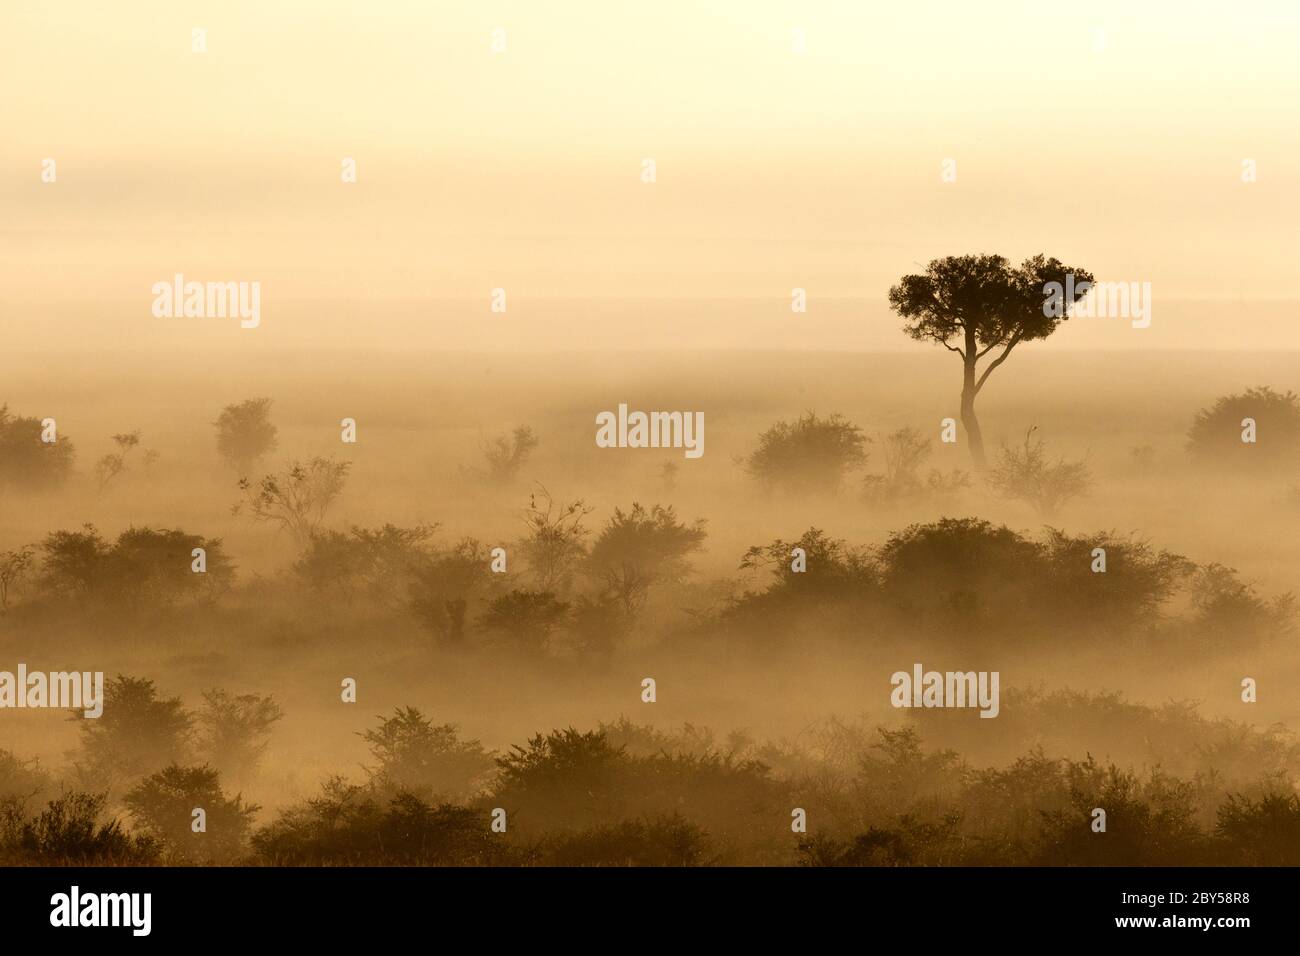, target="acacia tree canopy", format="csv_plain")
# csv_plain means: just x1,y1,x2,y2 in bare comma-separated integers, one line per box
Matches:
888,254,1093,467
